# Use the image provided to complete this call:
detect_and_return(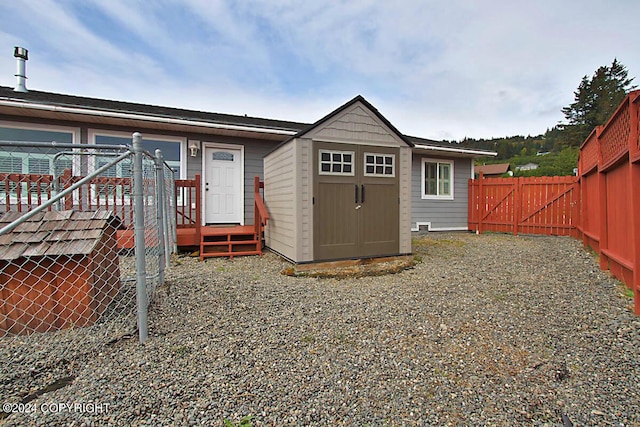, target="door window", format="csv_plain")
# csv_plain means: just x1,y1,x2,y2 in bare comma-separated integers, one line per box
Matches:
364,153,395,177
319,150,354,176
